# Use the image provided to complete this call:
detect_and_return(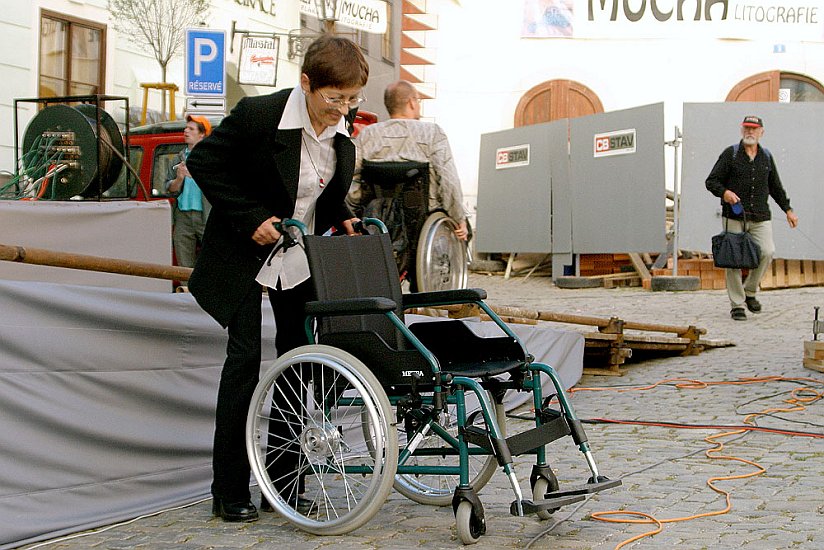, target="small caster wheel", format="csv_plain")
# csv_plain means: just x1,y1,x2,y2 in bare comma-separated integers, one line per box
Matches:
531,473,560,520
455,500,484,545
